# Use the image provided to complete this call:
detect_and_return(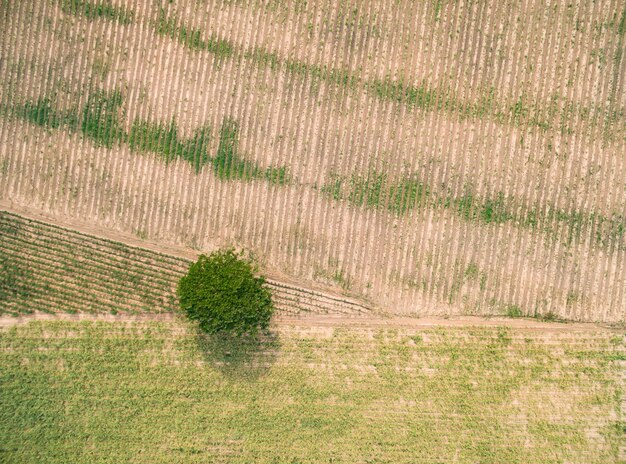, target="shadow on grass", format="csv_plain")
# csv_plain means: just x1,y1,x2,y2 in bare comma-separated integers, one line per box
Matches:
194,328,281,381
